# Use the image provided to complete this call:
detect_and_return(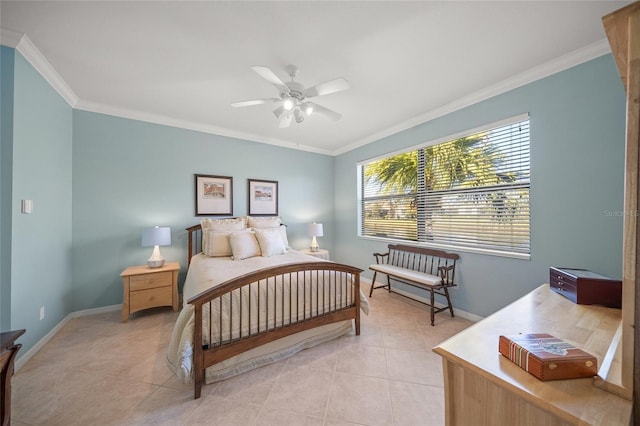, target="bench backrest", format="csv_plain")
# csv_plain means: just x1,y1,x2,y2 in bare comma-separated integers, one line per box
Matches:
386,244,459,283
